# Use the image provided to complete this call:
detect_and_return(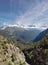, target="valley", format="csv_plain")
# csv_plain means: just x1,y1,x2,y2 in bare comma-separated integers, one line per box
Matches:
0,26,42,43
0,26,48,65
